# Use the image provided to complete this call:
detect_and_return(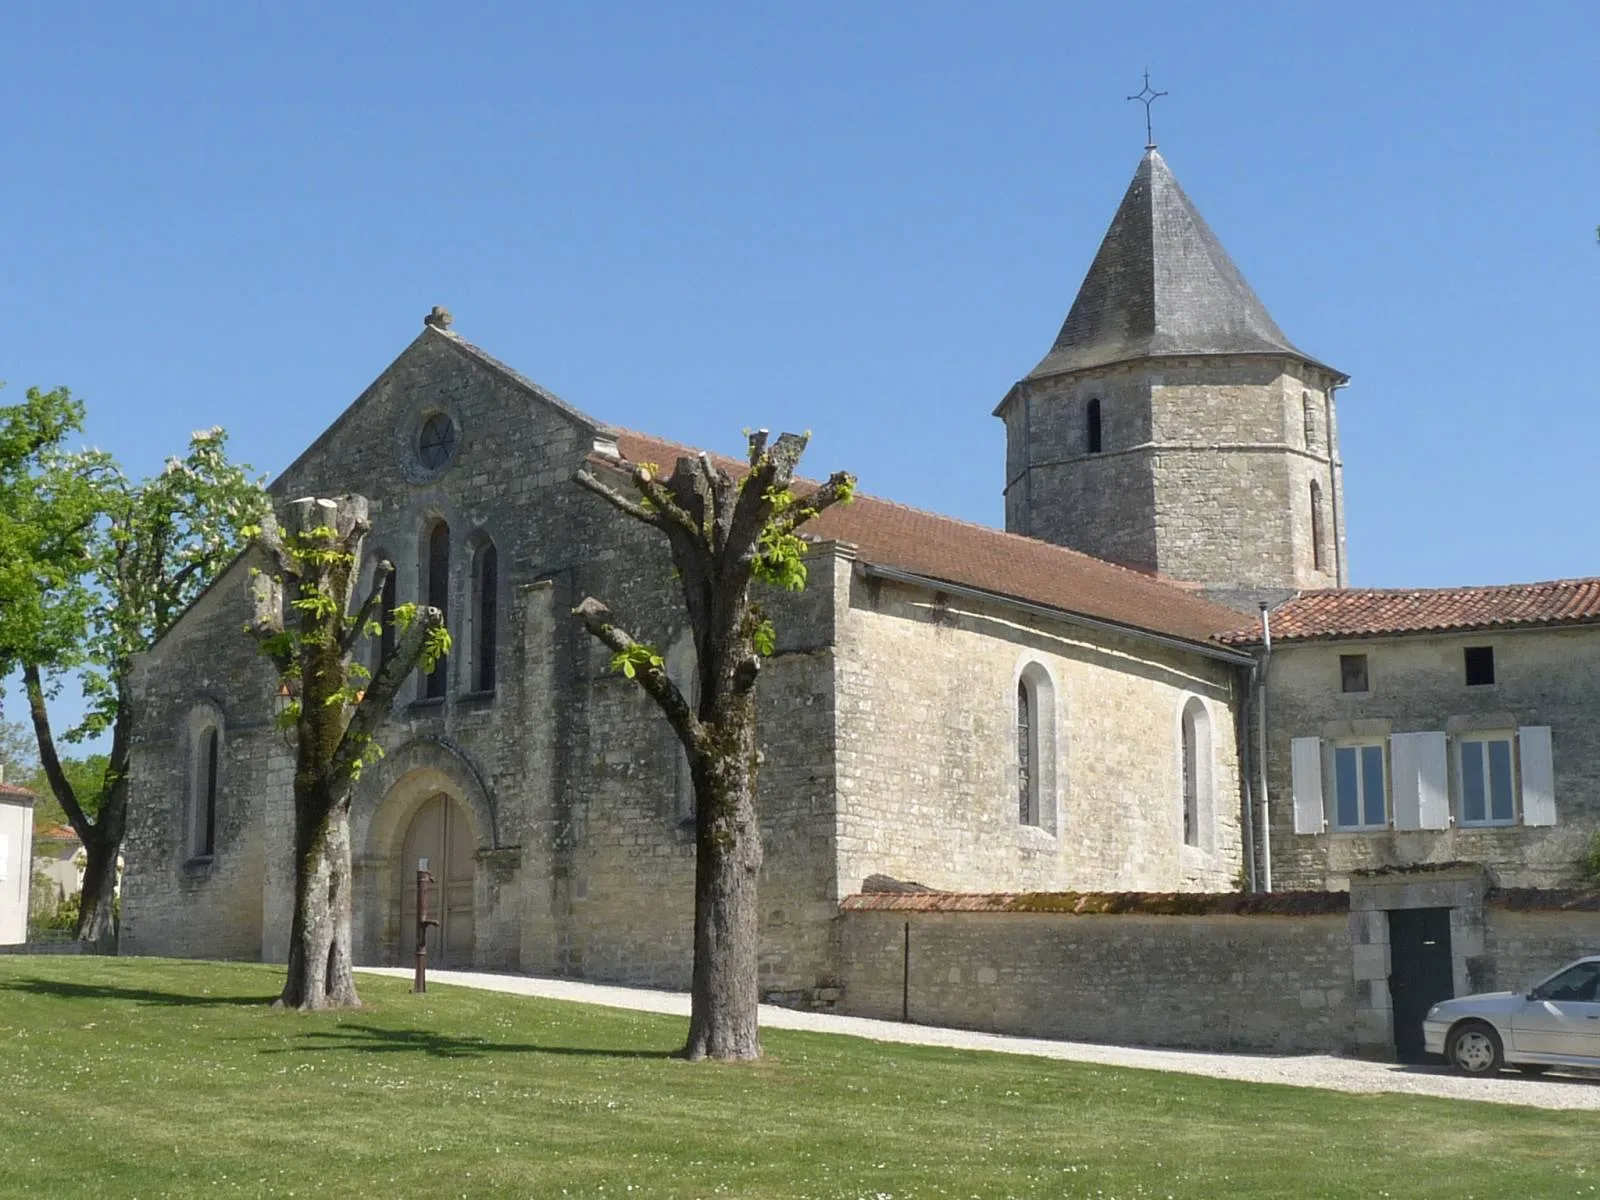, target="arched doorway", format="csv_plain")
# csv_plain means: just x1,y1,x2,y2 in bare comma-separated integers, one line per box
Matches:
398,794,476,969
